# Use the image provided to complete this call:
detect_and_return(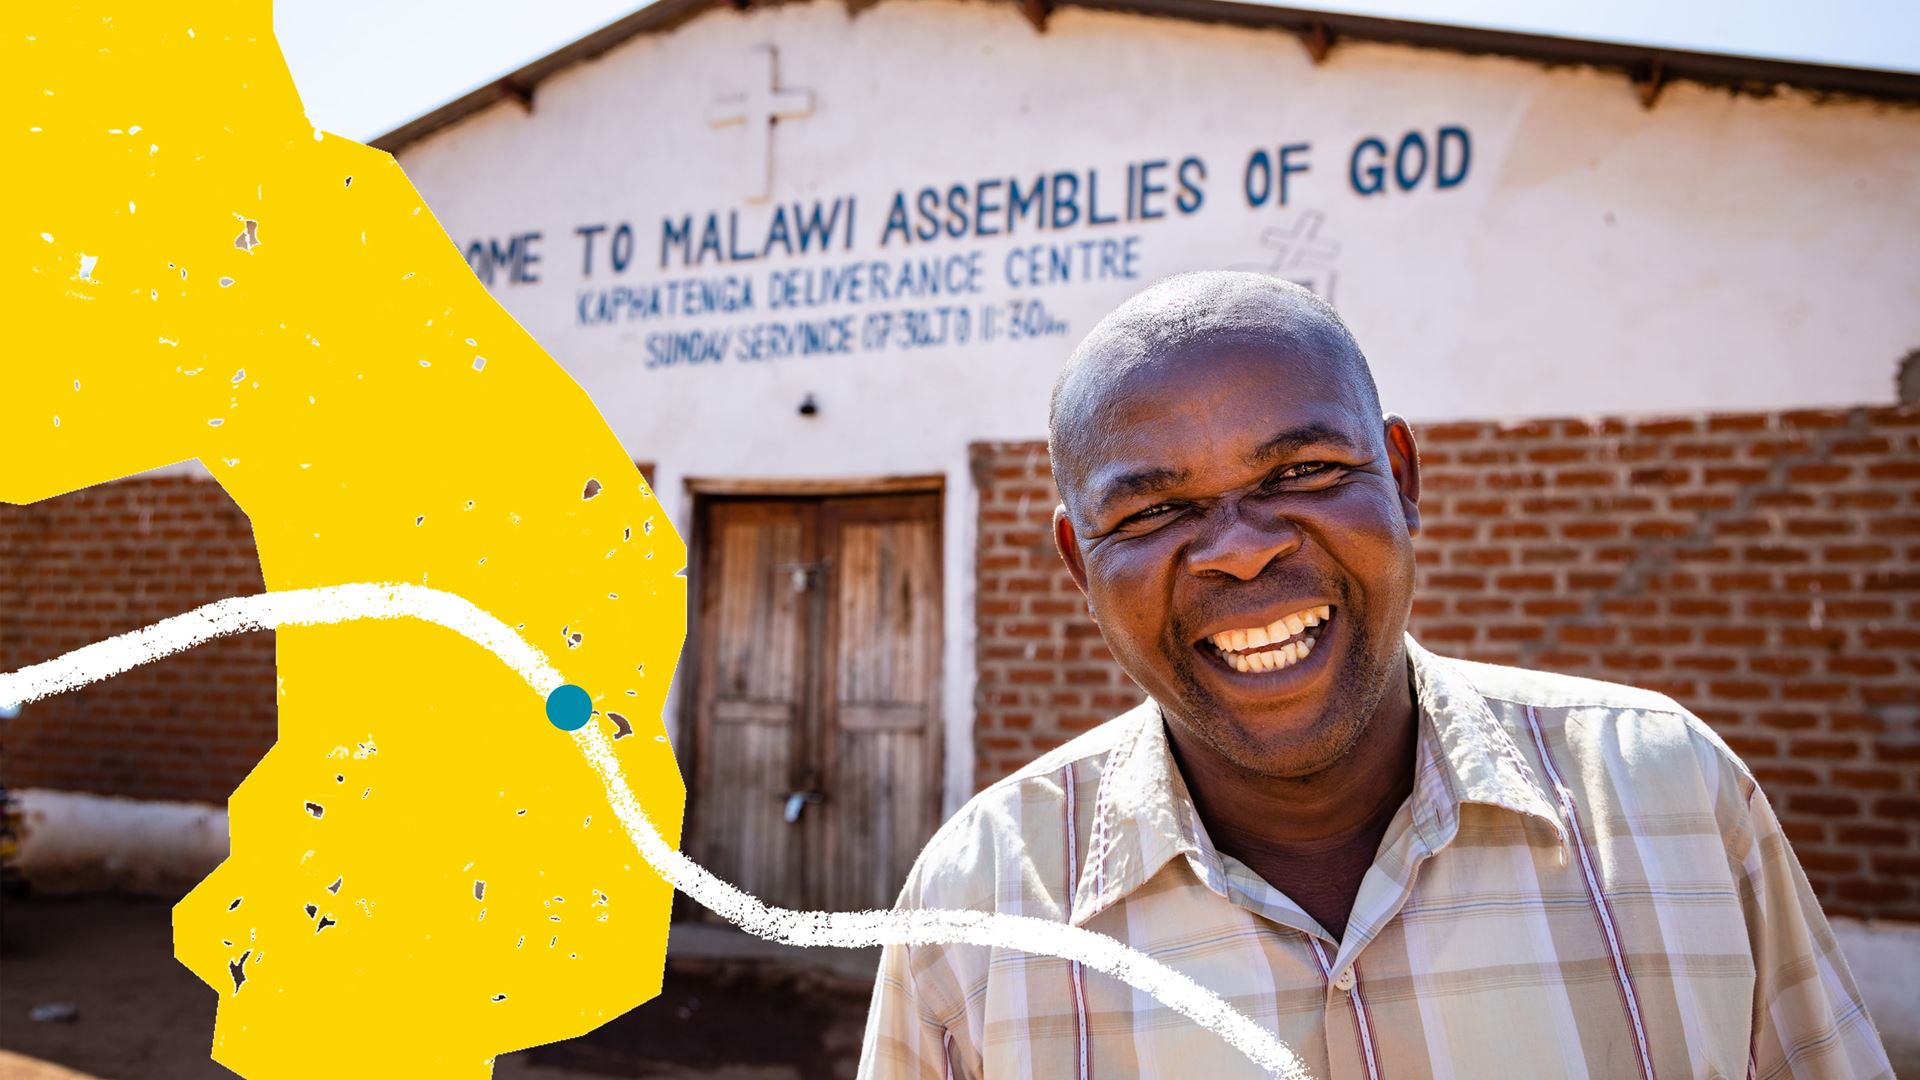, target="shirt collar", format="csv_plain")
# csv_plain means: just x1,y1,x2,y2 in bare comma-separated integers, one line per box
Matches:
1070,632,1567,927
1401,633,1568,854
